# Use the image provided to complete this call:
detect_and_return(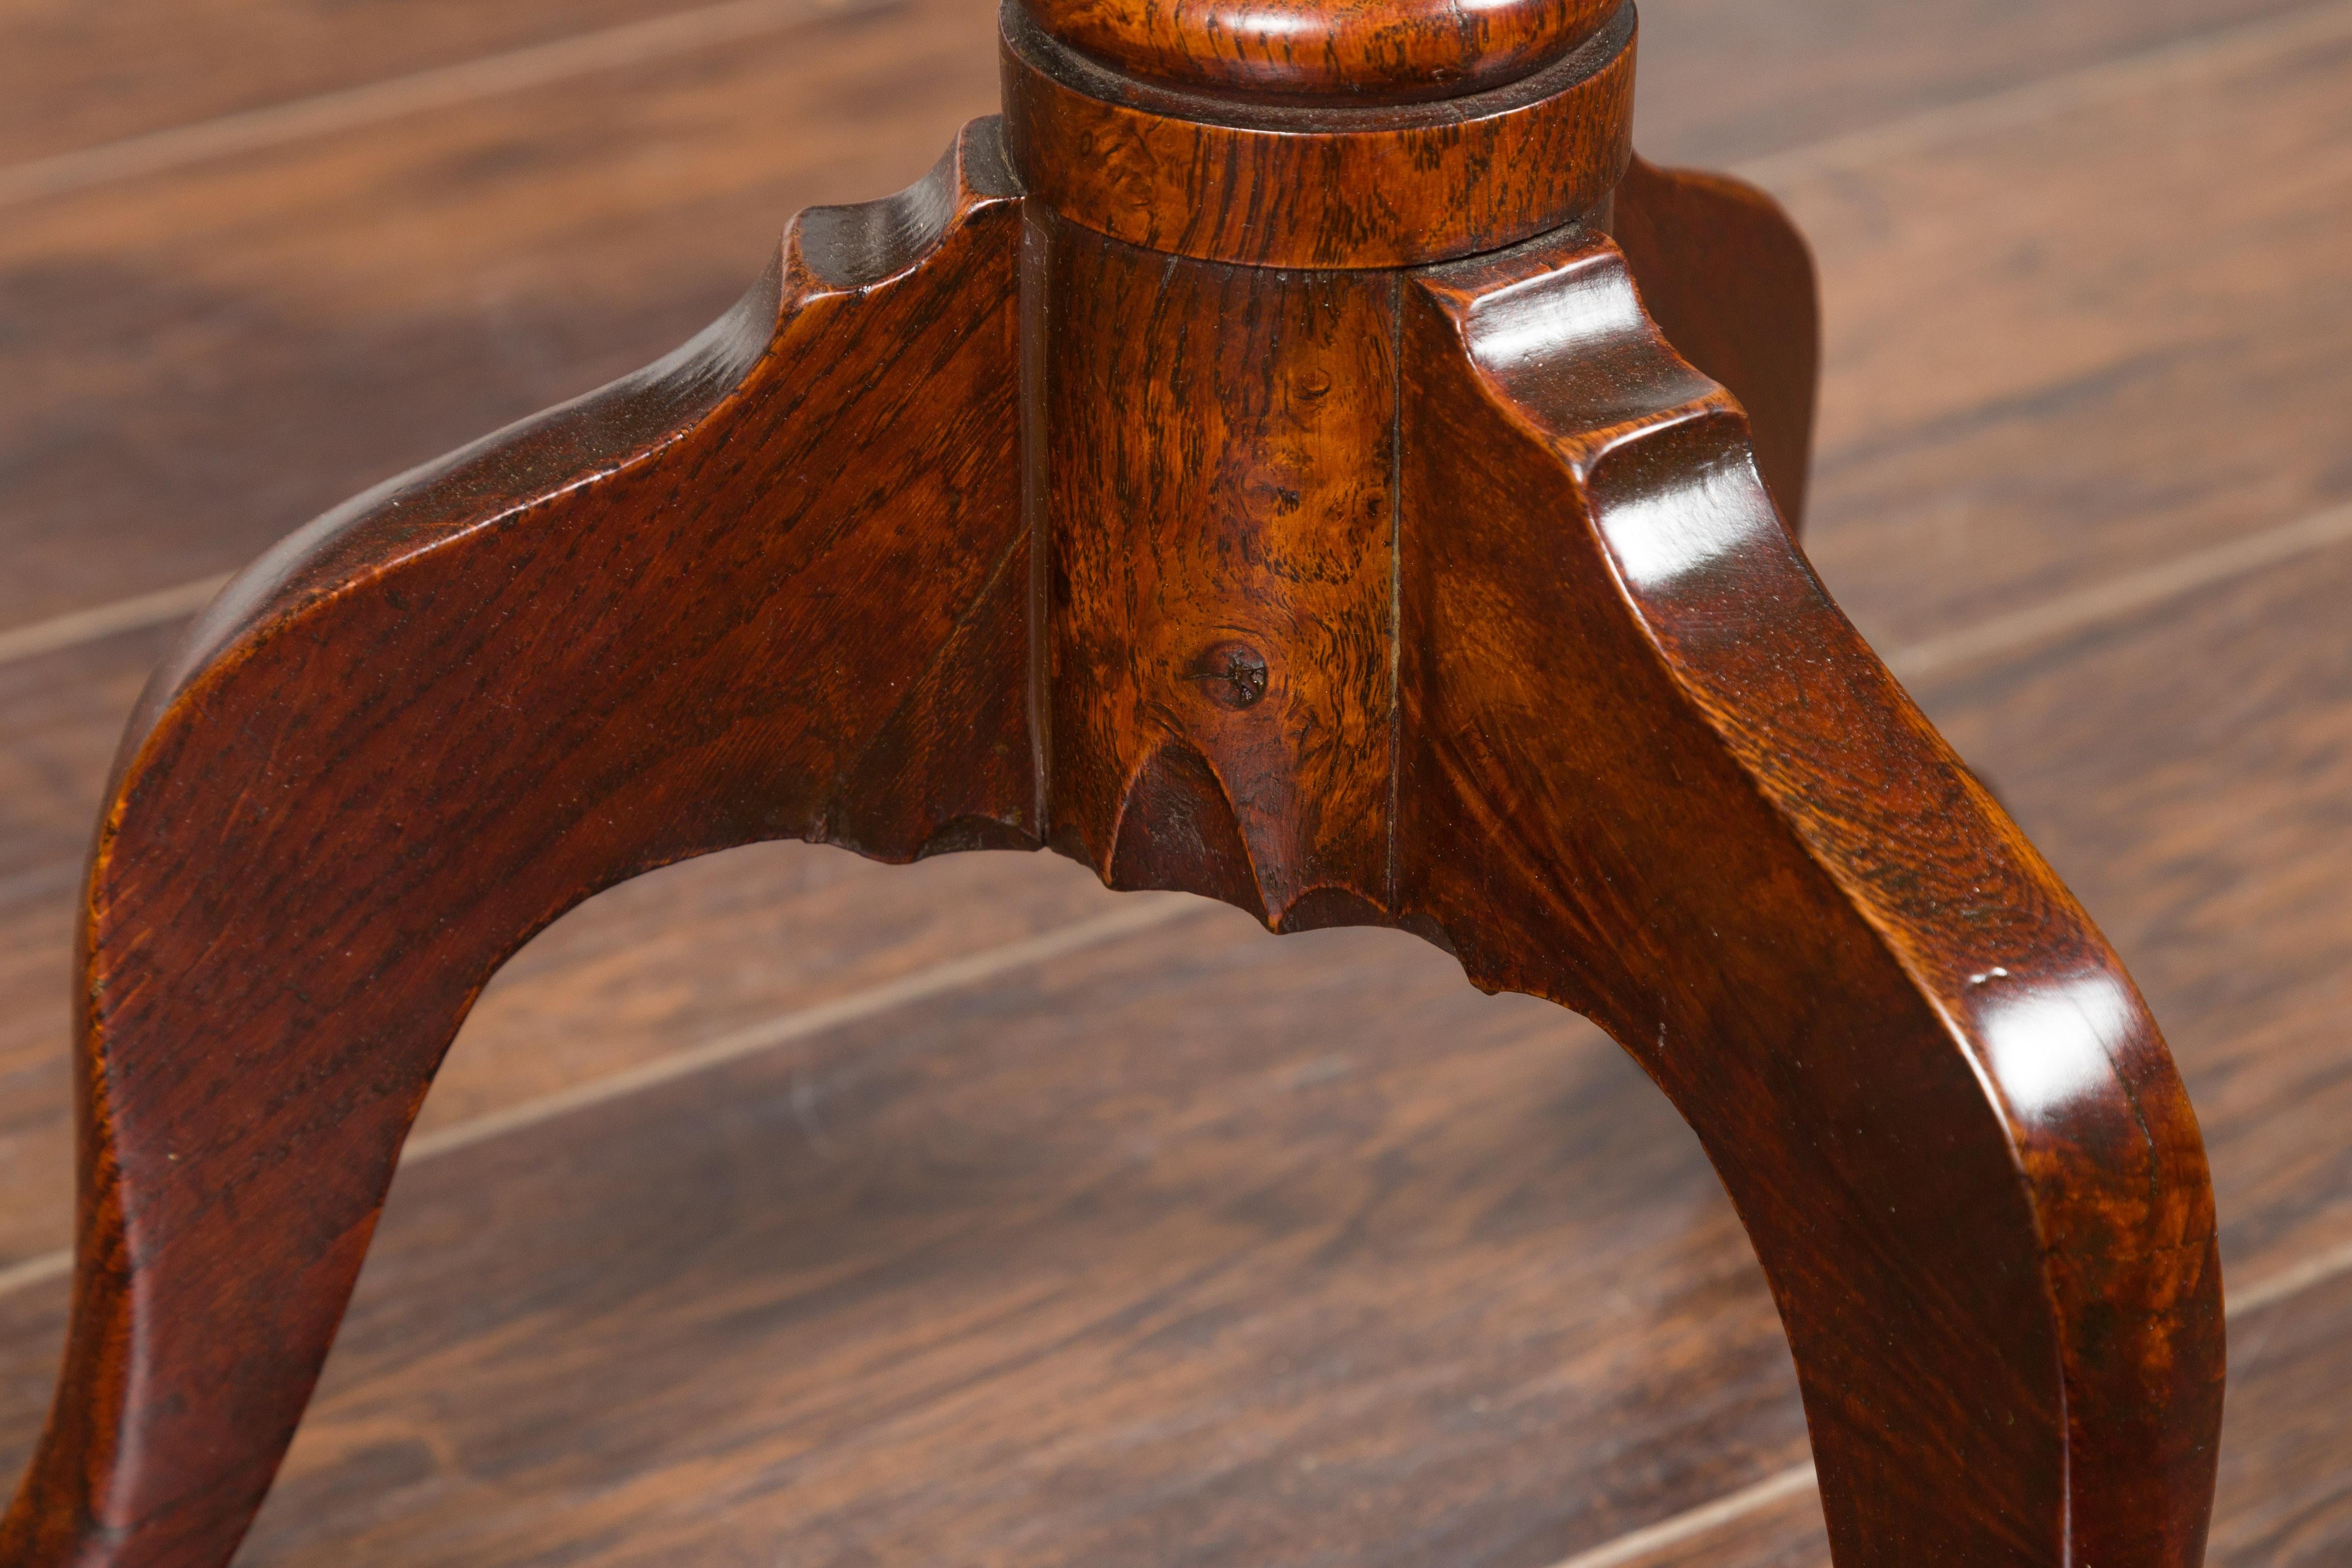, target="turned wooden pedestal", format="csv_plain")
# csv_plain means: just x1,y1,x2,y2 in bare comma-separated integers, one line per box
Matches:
1,2,2224,1565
